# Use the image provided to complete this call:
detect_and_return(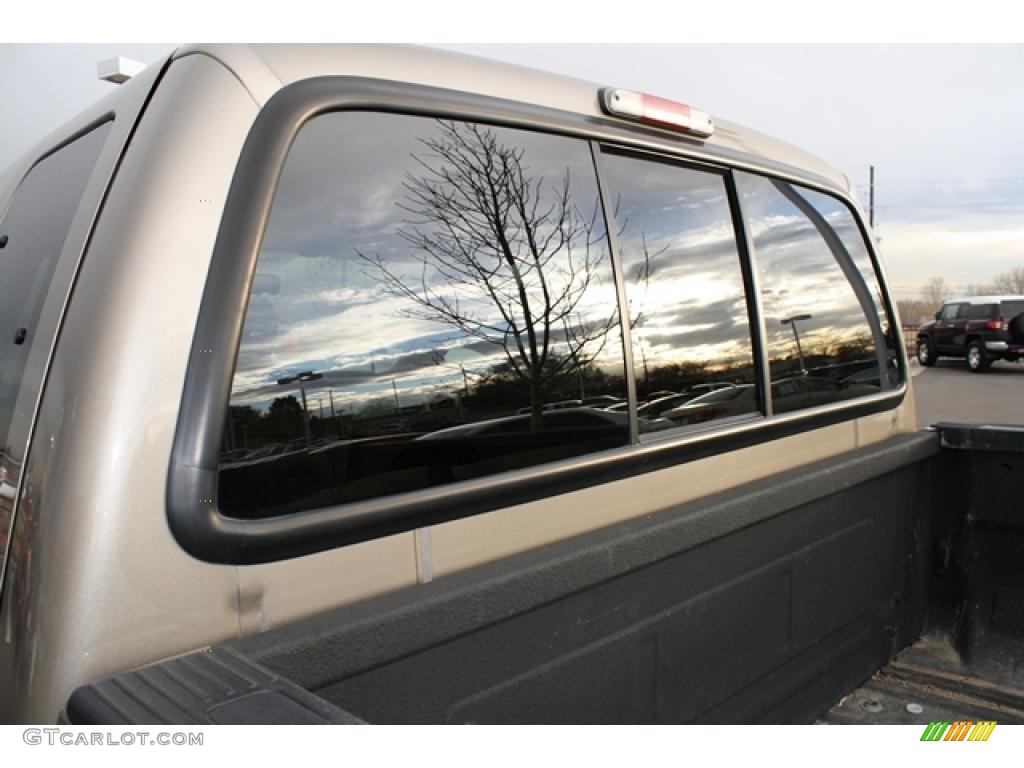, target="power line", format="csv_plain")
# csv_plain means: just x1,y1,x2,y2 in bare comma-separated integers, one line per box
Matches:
877,201,1024,210
835,156,1024,167
855,177,1024,188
